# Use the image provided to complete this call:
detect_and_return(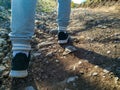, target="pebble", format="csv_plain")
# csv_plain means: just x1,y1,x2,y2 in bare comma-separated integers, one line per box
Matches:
66,76,78,83
33,53,41,57
103,69,110,74
114,77,119,84
102,76,106,78
97,25,107,29
87,37,94,41
63,46,77,55
107,51,111,54
2,71,9,78
49,29,58,35
55,59,59,63
46,60,49,64
79,36,85,40
78,61,82,65
46,52,53,57
2,56,10,63
37,41,54,48
48,37,54,41
92,72,98,76
94,65,99,68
